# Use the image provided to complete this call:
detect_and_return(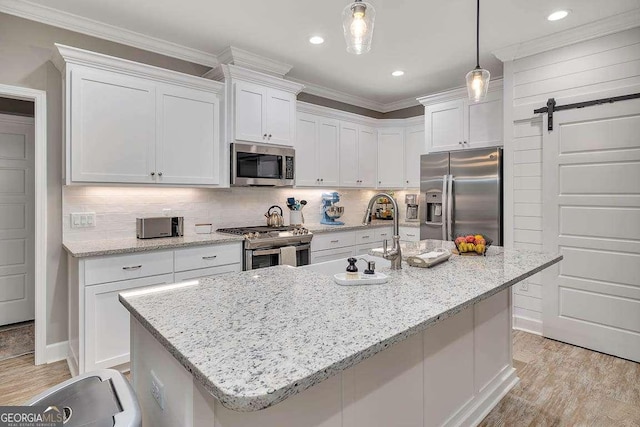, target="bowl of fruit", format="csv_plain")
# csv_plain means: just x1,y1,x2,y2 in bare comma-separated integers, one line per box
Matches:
454,234,492,256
